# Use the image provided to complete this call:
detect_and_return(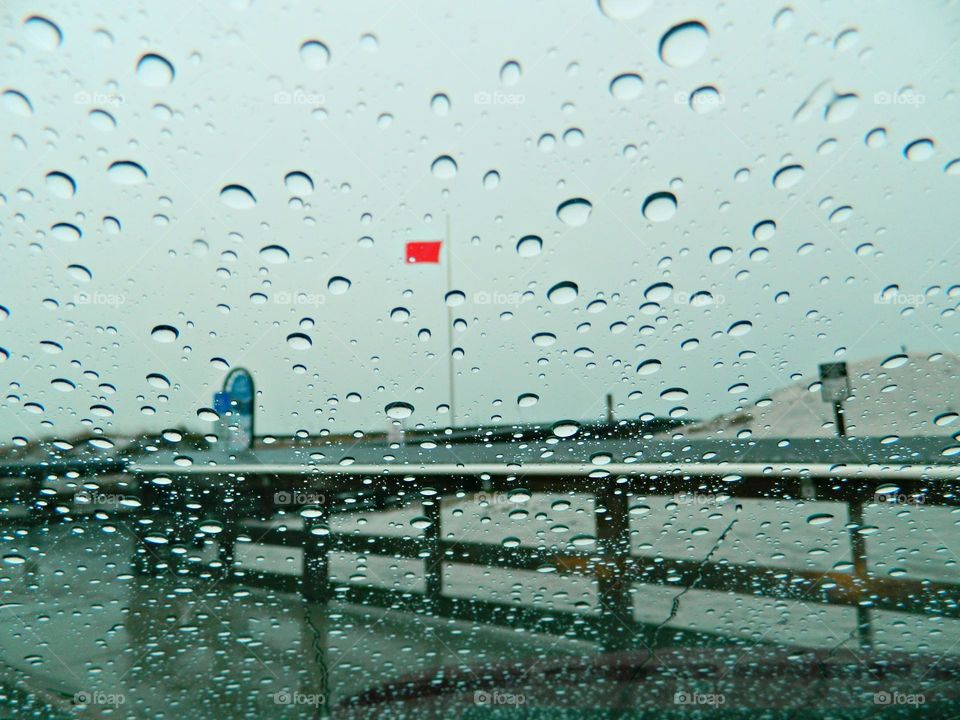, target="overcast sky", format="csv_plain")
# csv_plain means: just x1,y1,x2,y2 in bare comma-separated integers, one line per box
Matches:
1,0,959,442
